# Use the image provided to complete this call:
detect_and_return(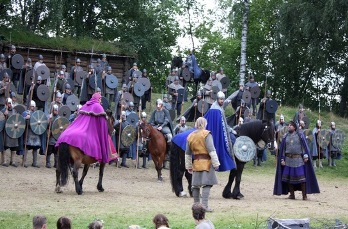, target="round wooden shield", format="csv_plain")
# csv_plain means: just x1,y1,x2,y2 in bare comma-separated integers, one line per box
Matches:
25,69,34,86
317,129,330,149
211,86,220,100
75,71,87,85
13,104,26,116
0,68,13,80
265,100,278,113
134,82,145,97
220,77,230,89
242,90,251,104
101,96,109,111
332,129,345,148
121,125,136,147
65,94,80,111
137,77,151,91
88,74,102,89
303,129,313,146
11,54,24,70
301,116,310,129
233,136,256,162
126,113,139,127
30,110,48,135
250,86,261,99
0,111,5,132
105,74,118,89
120,92,134,106
132,70,142,78
52,117,70,140
5,114,26,139
58,105,71,118
37,84,50,101
212,80,222,91
35,65,50,80
182,68,191,81
197,100,209,114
